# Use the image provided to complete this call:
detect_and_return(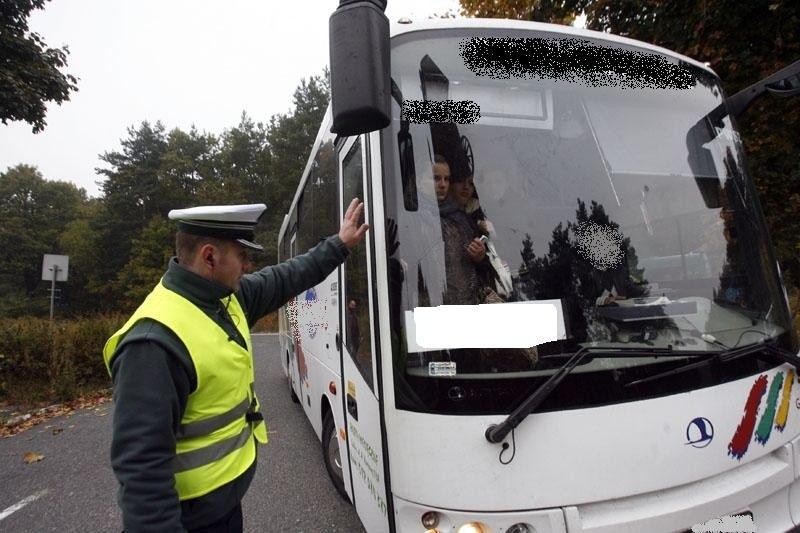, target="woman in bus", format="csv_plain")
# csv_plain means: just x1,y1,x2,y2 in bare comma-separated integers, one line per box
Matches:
450,173,490,237
434,156,487,305
449,172,514,299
